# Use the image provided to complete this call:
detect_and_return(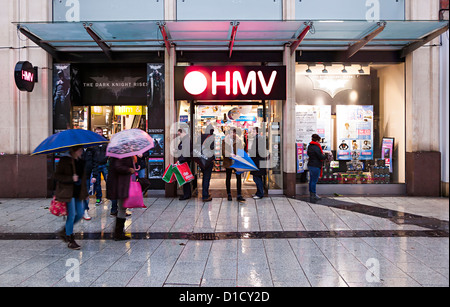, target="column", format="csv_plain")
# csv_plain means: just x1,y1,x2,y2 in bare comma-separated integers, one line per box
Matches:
405,0,442,196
